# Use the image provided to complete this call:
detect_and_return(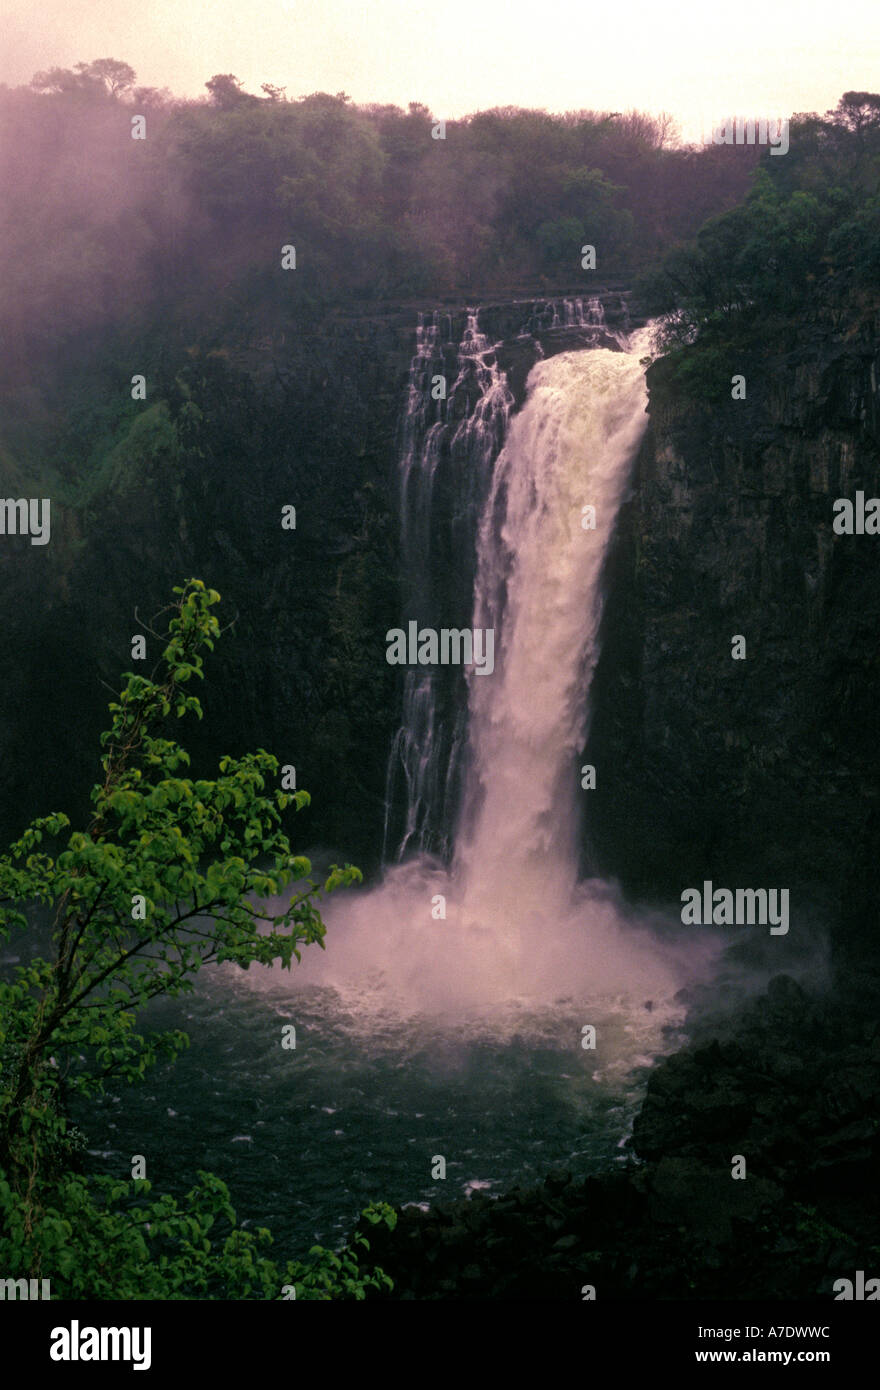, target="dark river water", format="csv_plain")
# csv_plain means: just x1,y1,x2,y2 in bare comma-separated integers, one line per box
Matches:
73,960,688,1260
